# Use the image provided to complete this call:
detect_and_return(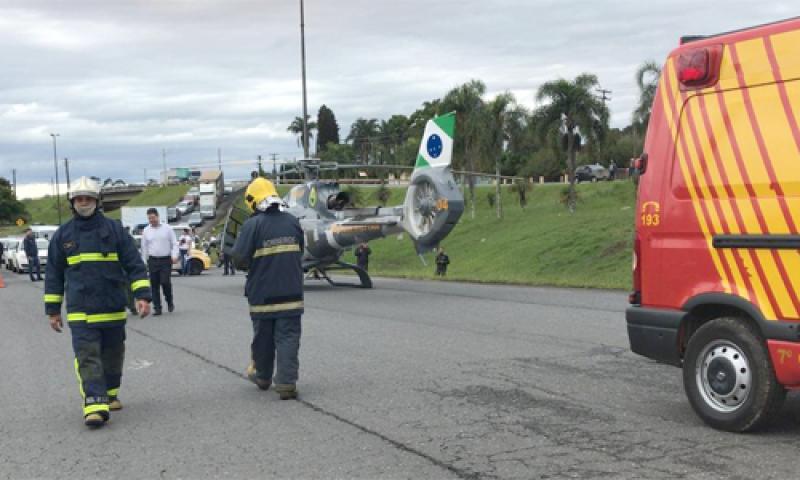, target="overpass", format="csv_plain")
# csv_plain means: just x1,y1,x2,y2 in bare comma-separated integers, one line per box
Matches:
101,185,145,211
